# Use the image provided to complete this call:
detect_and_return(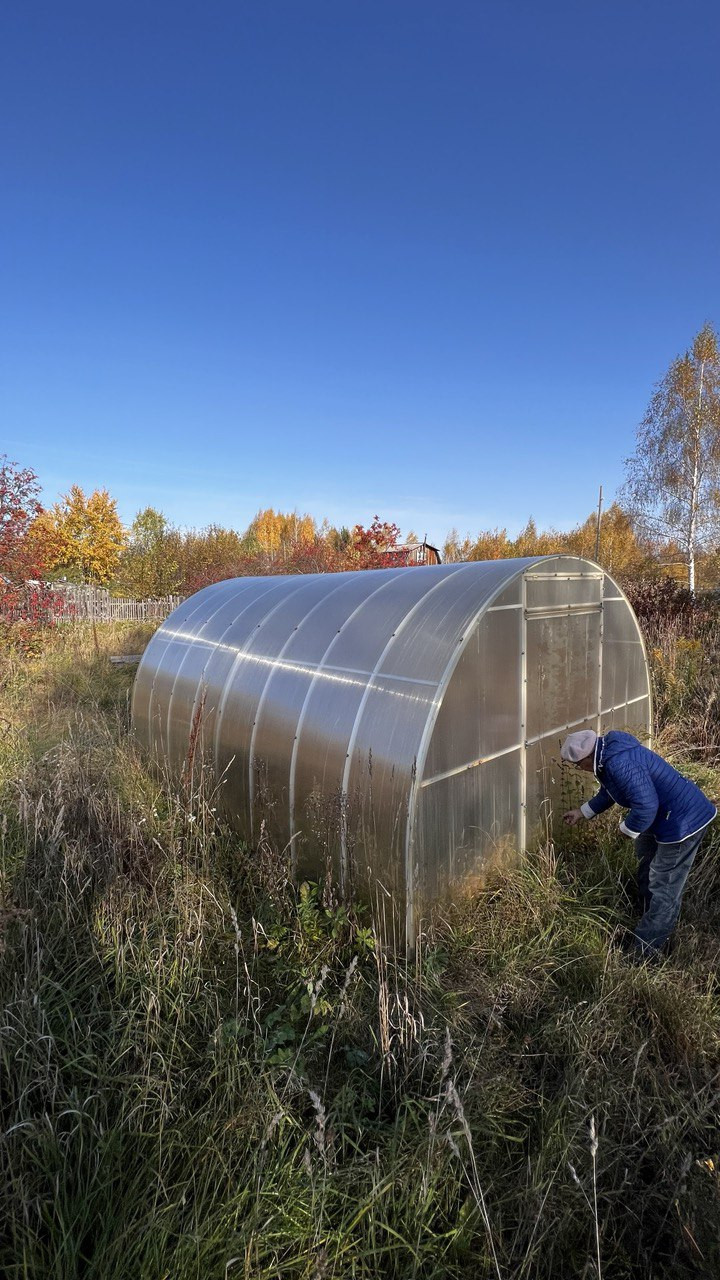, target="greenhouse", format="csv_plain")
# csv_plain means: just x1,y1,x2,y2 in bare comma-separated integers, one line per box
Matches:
132,555,651,948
